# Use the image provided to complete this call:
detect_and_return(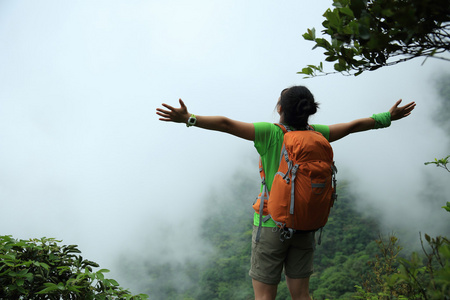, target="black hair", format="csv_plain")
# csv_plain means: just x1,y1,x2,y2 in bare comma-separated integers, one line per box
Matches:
278,86,319,129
